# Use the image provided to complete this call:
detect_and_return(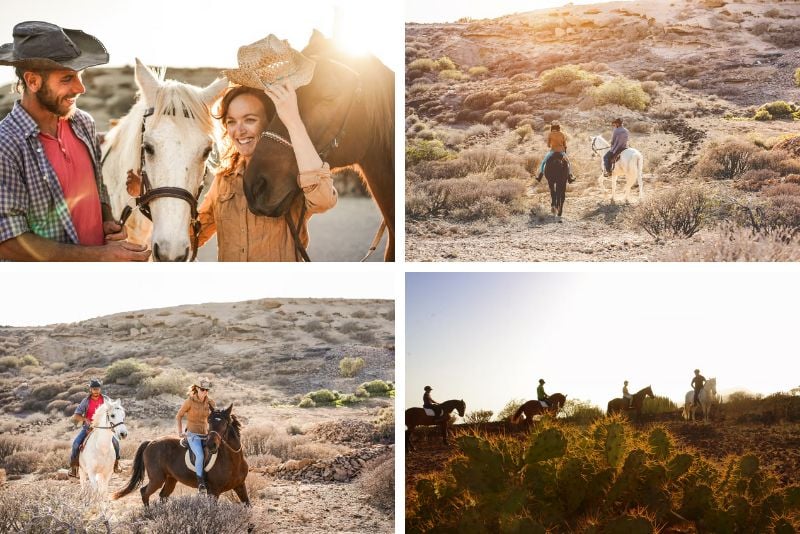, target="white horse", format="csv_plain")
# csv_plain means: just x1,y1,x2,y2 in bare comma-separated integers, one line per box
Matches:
590,135,644,202
79,400,128,498
683,377,717,423
101,58,227,261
